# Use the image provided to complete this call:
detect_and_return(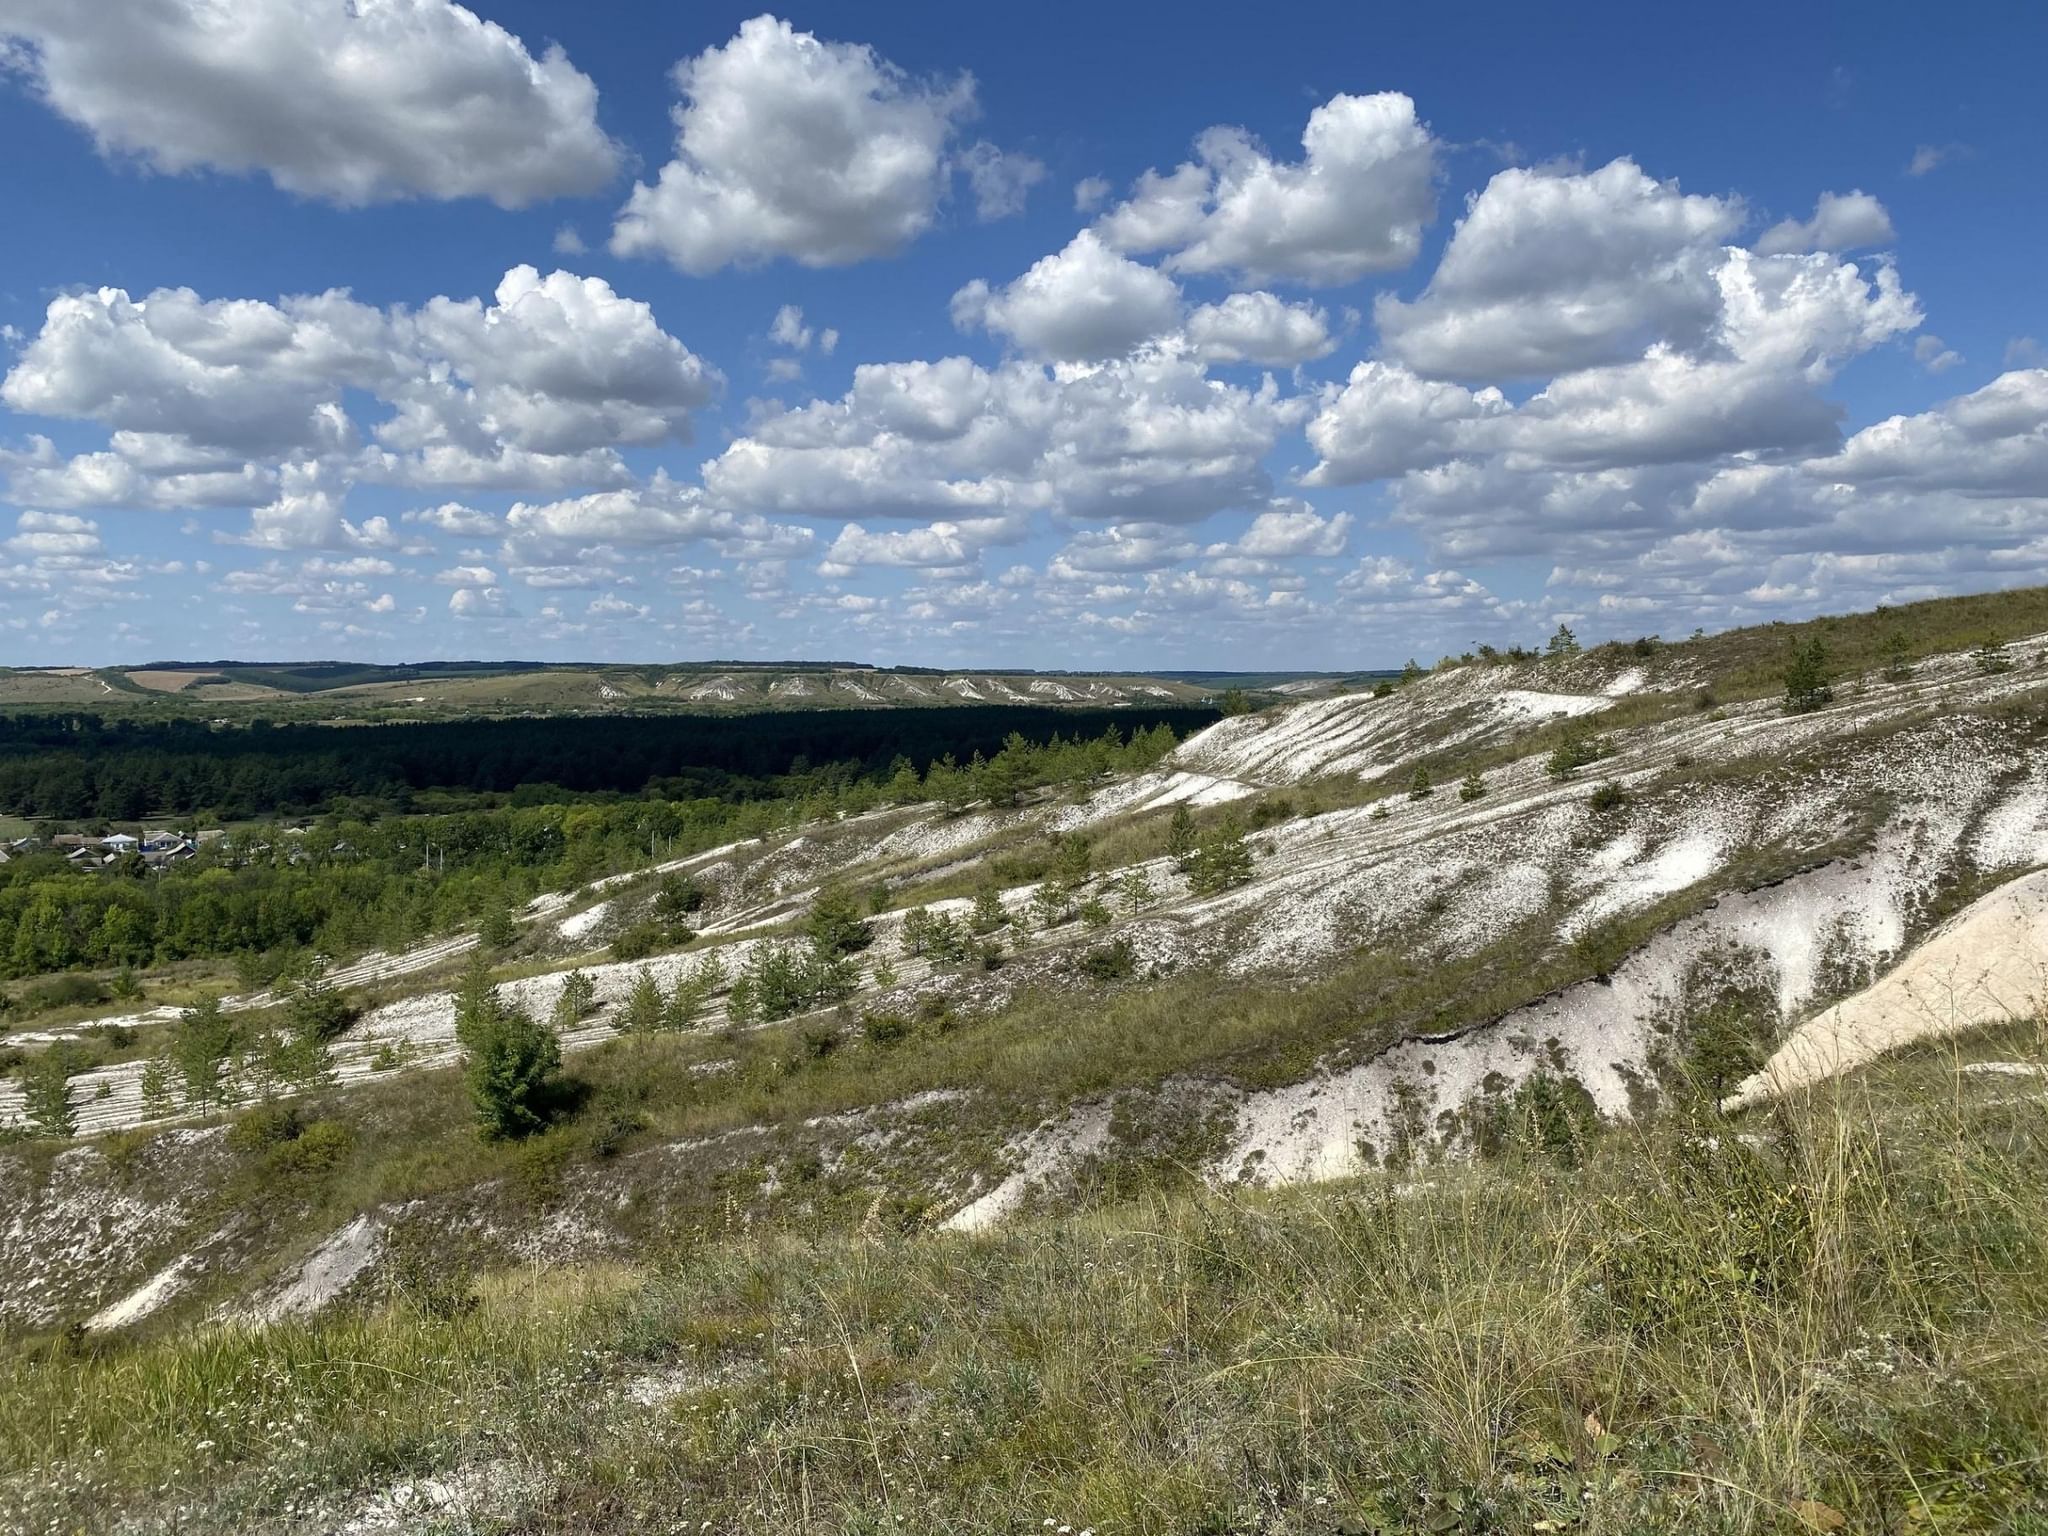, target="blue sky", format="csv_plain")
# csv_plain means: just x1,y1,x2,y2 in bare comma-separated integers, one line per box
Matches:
0,1,2043,670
